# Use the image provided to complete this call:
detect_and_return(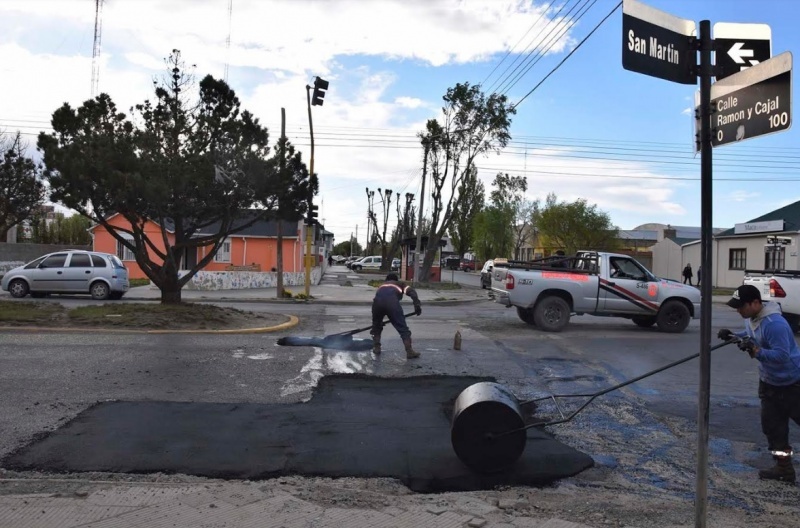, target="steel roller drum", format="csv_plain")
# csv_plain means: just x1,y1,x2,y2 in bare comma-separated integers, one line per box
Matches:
450,381,527,473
